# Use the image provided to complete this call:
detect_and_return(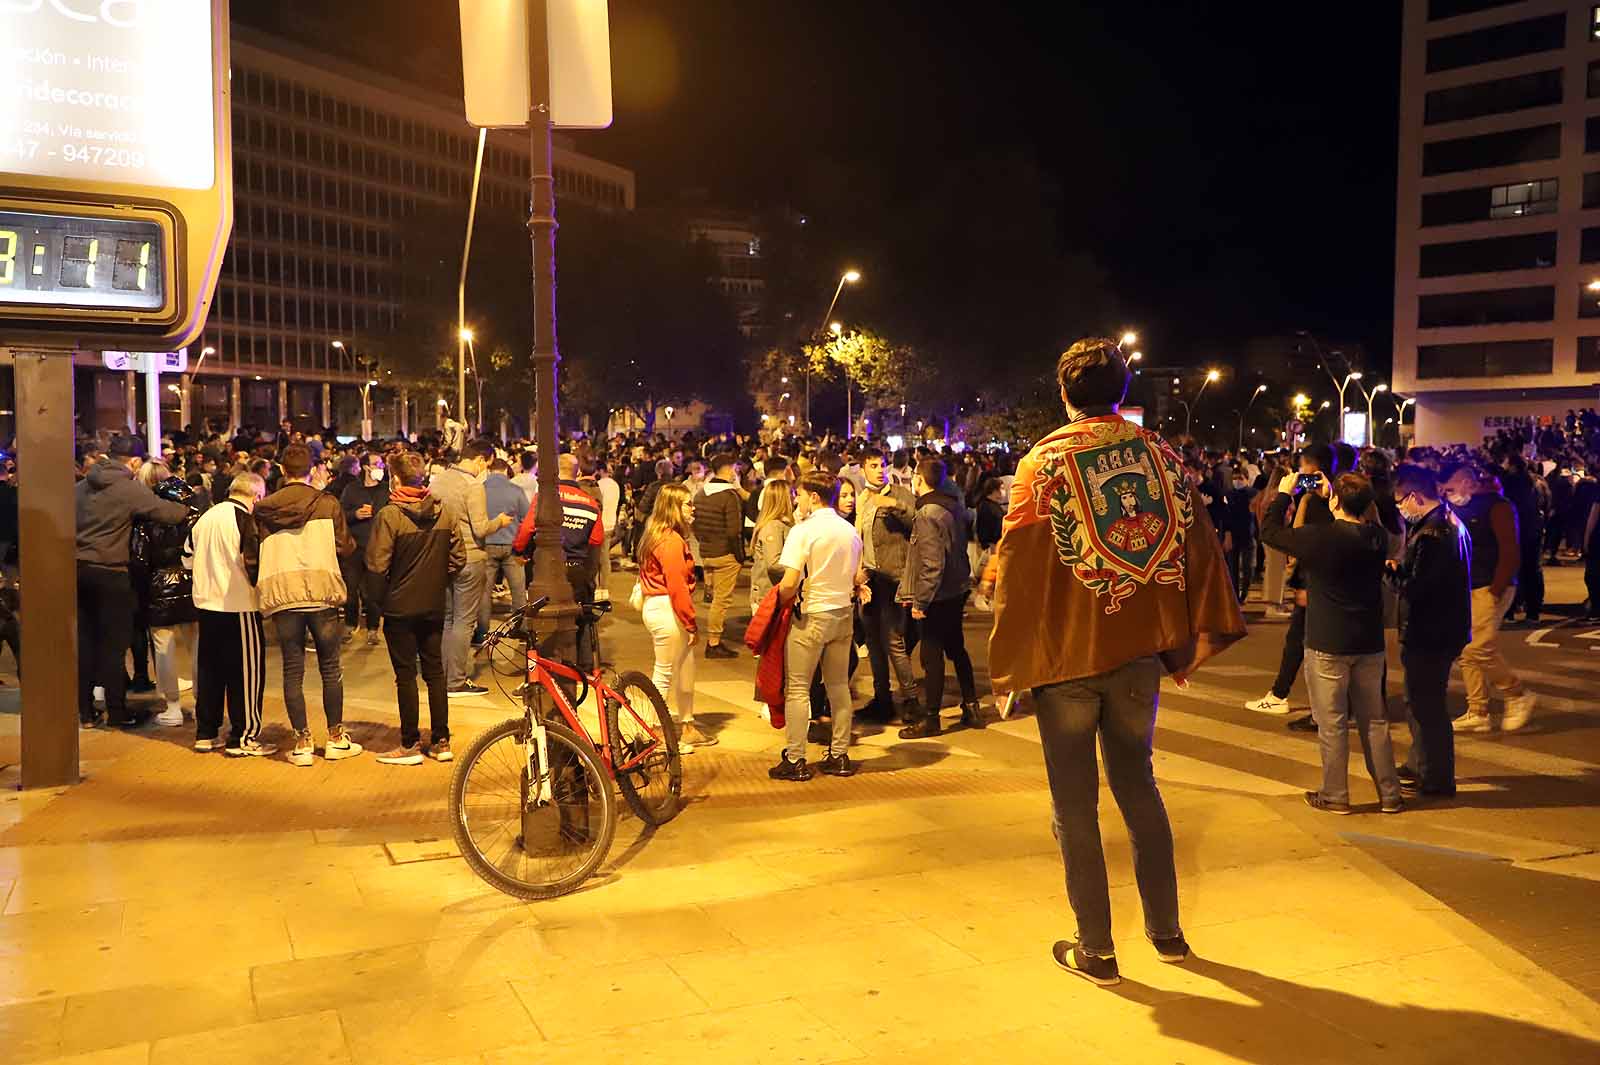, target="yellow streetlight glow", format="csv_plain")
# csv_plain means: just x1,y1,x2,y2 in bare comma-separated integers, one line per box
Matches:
829,321,843,335
458,327,475,342
1206,369,1221,382
843,270,861,283
331,340,345,349
1293,393,1309,407
1129,350,1143,362
1120,331,1138,347
1349,371,1363,381
201,346,215,356
1374,383,1388,394
1588,280,1600,292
